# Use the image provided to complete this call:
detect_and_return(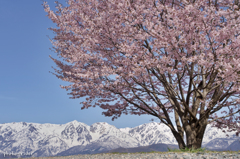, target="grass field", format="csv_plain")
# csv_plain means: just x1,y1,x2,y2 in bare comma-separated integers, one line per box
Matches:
16,147,240,159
